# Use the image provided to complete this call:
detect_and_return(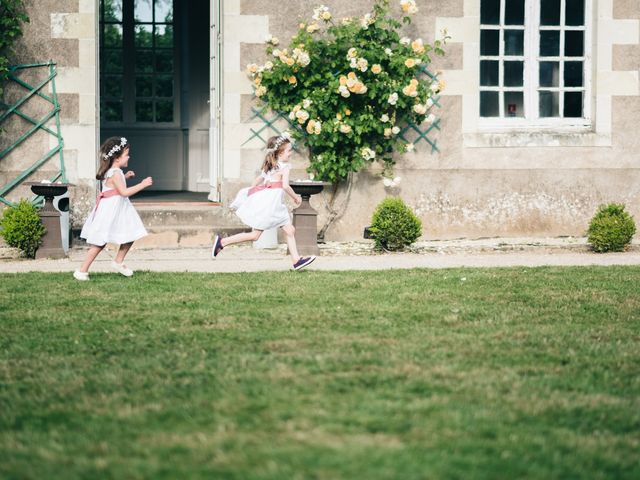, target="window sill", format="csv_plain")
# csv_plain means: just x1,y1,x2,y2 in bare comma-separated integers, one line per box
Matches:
463,130,611,148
